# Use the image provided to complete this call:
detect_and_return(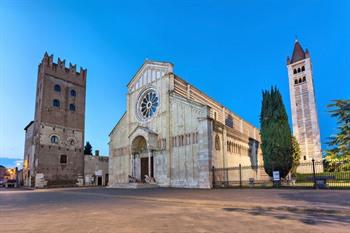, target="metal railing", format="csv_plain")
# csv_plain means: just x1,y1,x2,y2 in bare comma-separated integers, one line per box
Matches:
212,159,350,189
